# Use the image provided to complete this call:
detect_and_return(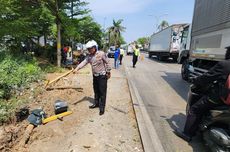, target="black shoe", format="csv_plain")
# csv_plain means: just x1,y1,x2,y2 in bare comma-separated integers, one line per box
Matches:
99,110,104,115
89,104,99,109
174,129,192,142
